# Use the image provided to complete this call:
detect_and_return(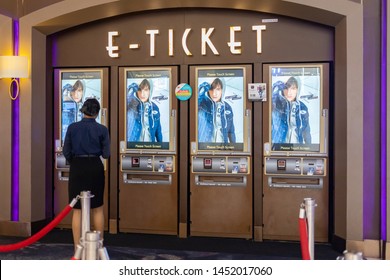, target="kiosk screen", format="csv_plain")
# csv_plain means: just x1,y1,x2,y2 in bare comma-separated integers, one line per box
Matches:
196,67,246,152
269,65,323,153
125,69,171,150
60,70,103,143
